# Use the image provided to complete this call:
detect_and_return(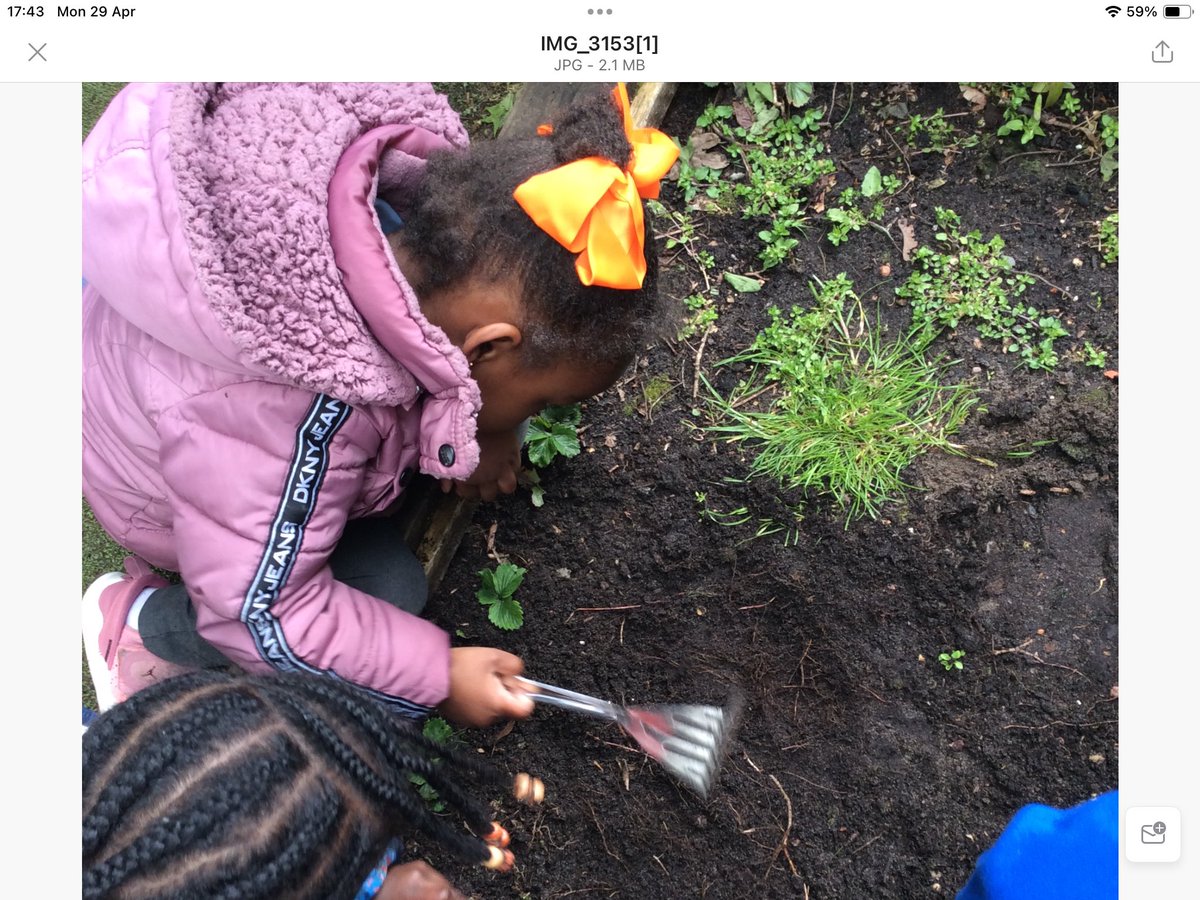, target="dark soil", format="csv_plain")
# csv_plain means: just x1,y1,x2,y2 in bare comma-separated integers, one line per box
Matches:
422,83,1119,899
